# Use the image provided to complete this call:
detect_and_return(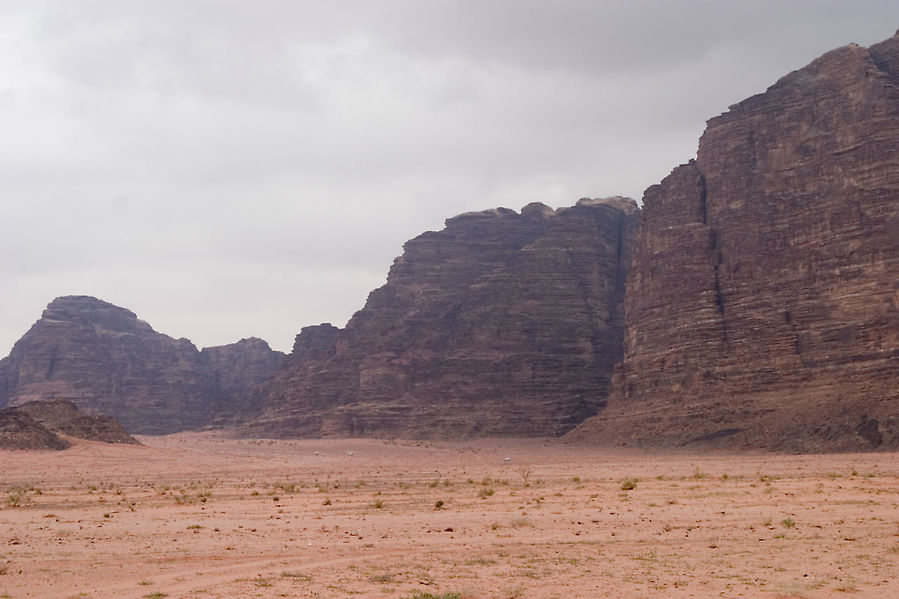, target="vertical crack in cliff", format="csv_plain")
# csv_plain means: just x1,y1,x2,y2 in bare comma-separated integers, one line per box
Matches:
701,173,730,347
614,212,628,299
709,230,729,347
609,212,629,361
698,172,709,226
46,346,59,379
